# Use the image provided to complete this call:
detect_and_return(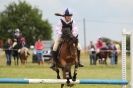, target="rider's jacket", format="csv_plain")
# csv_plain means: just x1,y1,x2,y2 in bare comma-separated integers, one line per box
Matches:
61,19,73,31
55,18,78,38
